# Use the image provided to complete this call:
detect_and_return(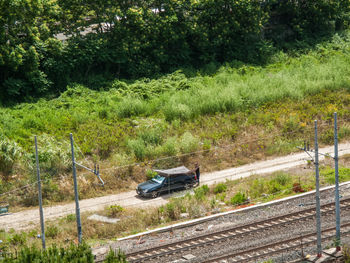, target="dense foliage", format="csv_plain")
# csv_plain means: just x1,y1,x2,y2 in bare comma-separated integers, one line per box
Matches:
1,0,350,102
1,243,126,262
1,31,350,205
